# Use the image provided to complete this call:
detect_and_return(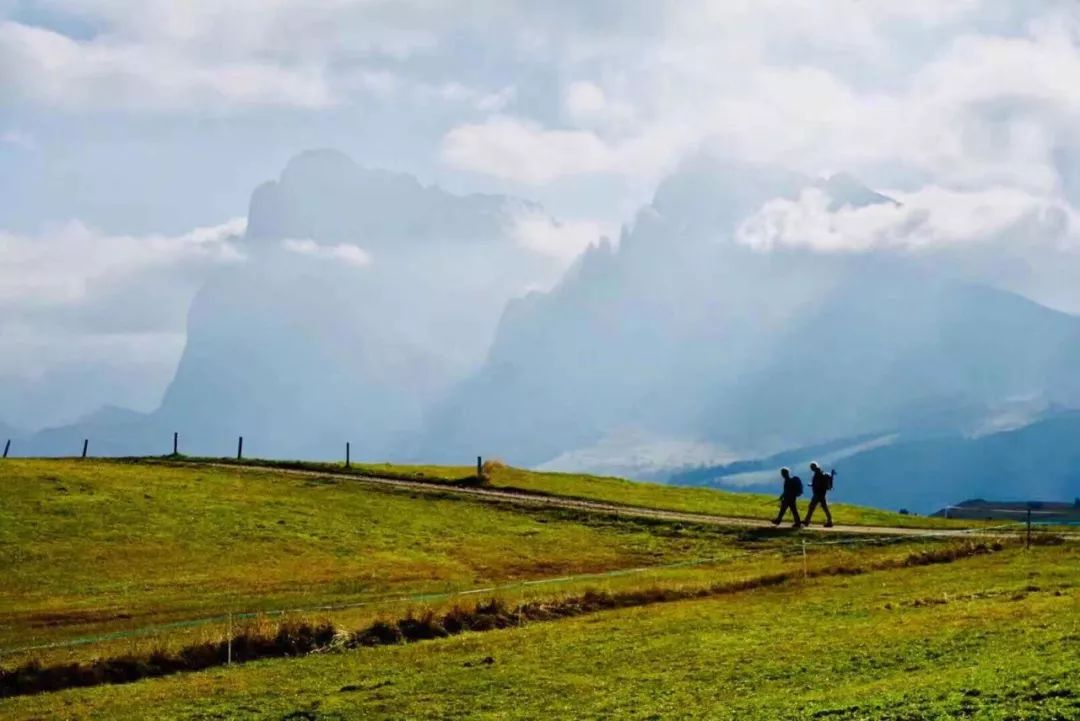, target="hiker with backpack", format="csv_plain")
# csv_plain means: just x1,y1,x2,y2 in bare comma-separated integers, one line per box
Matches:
771,467,803,527
803,462,836,527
